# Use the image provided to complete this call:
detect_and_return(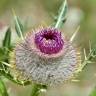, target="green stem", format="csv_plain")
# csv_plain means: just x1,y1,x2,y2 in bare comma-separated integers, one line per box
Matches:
0,70,31,86
31,84,47,96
